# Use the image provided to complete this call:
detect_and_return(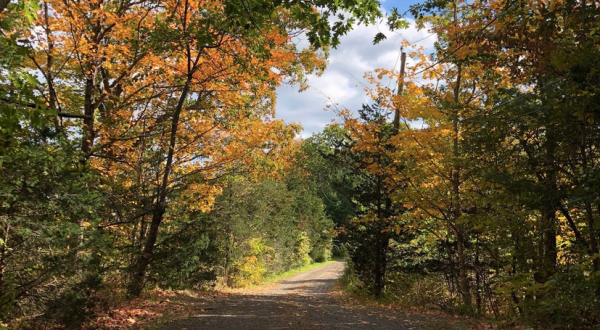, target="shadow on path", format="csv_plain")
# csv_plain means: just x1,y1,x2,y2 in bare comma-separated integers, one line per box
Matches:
160,262,454,330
